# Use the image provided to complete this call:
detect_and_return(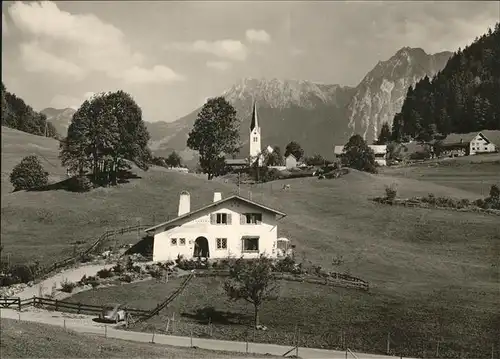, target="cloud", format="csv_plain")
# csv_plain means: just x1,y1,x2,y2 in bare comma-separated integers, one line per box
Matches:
20,41,86,80
206,61,232,71
50,92,96,109
245,29,271,43
165,39,248,61
8,1,183,84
